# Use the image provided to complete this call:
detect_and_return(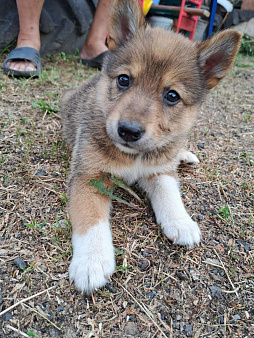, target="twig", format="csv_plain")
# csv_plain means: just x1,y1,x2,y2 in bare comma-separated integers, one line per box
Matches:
213,248,239,298
153,274,178,289
170,317,173,338
5,325,29,337
0,186,26,195
108,175,144,206
221,286,241,294
0,285,56,317
113,279,168,338
203,260,223,269
219,183,228,201
22,303,63,333
35,182,61,196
